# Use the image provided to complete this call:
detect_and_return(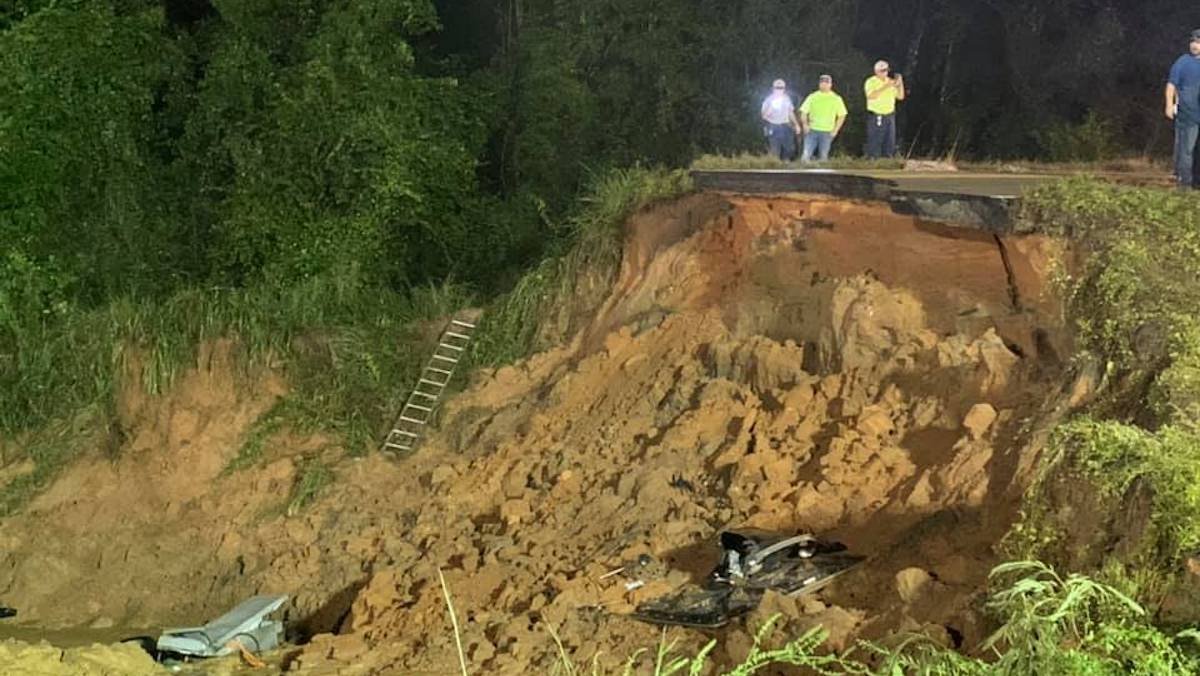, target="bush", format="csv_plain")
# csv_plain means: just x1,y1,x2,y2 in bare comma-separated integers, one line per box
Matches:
0,2,184,303
1020,178,1200,422
1039,112,1121,163
1007,179,1200,617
